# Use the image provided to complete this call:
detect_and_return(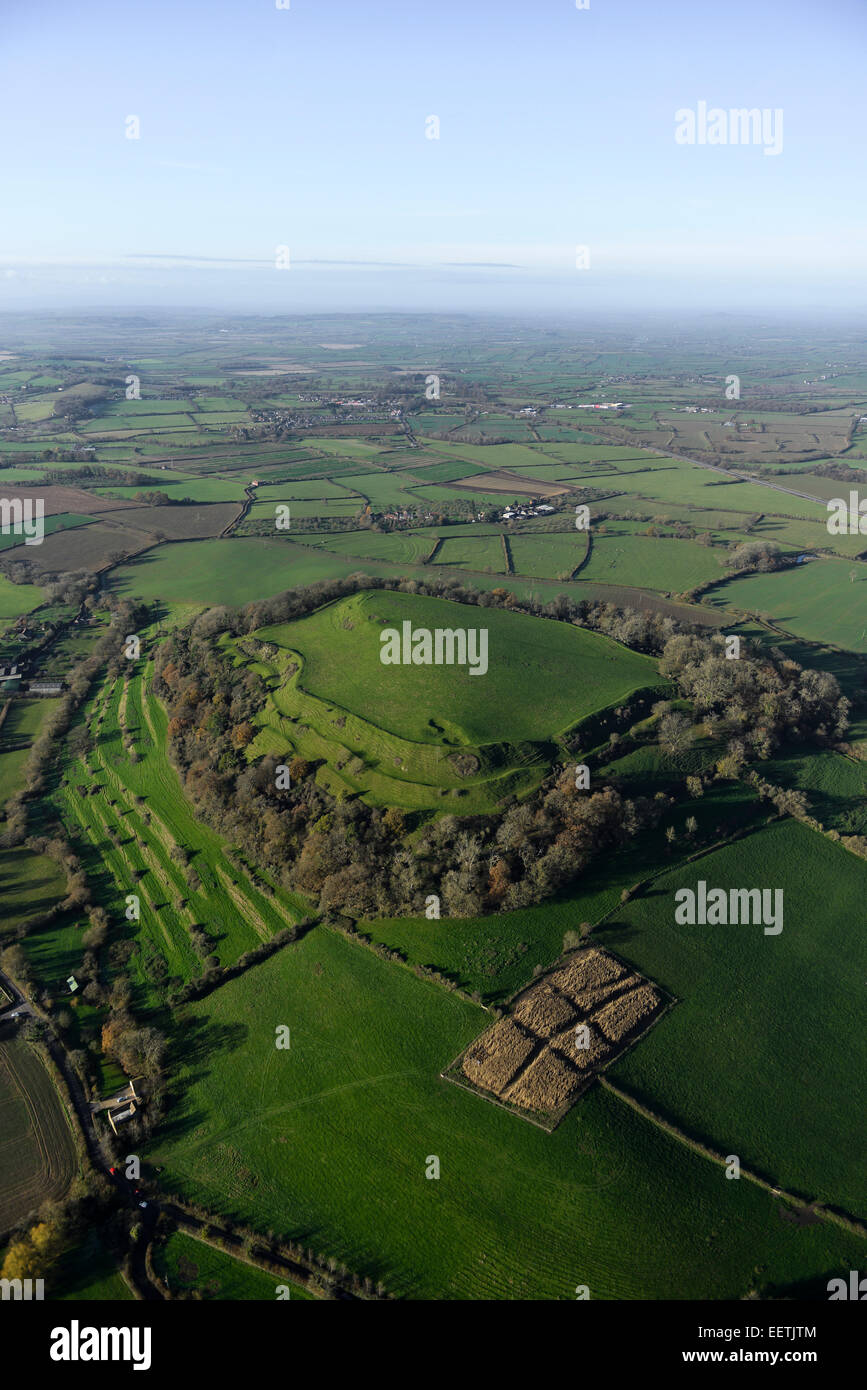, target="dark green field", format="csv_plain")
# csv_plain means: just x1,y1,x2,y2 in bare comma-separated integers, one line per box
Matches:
152,1230,313,1300
604,822,867,1215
